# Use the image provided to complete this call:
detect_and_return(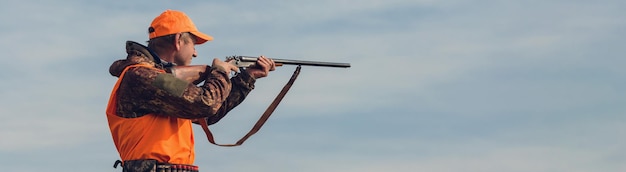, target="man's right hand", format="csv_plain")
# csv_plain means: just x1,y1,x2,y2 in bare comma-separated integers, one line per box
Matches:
212,58,239,74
